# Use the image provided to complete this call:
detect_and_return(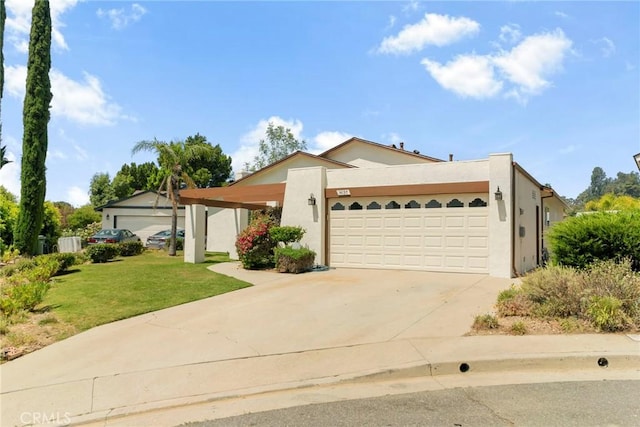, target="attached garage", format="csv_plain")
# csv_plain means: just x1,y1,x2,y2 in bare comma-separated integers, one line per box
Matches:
114,215,185,243
328,194,489,273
